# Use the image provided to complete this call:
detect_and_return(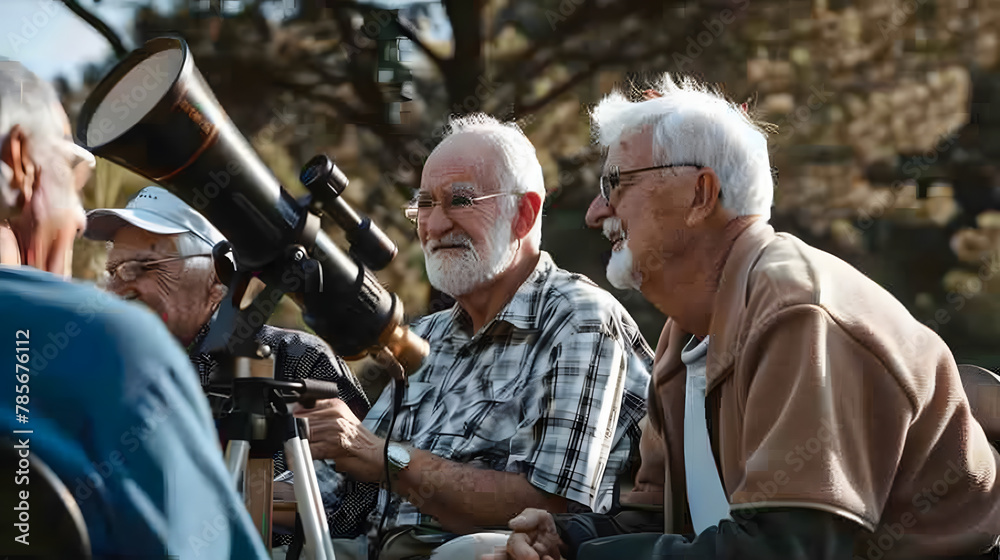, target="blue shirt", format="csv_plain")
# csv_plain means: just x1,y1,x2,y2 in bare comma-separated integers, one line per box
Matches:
0,266,269,559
